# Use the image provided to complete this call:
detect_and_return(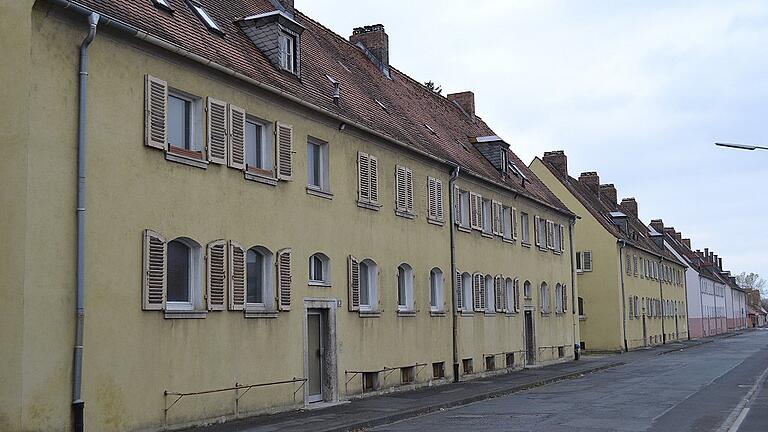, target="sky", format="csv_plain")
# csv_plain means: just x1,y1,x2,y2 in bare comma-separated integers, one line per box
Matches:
300,0,768,281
